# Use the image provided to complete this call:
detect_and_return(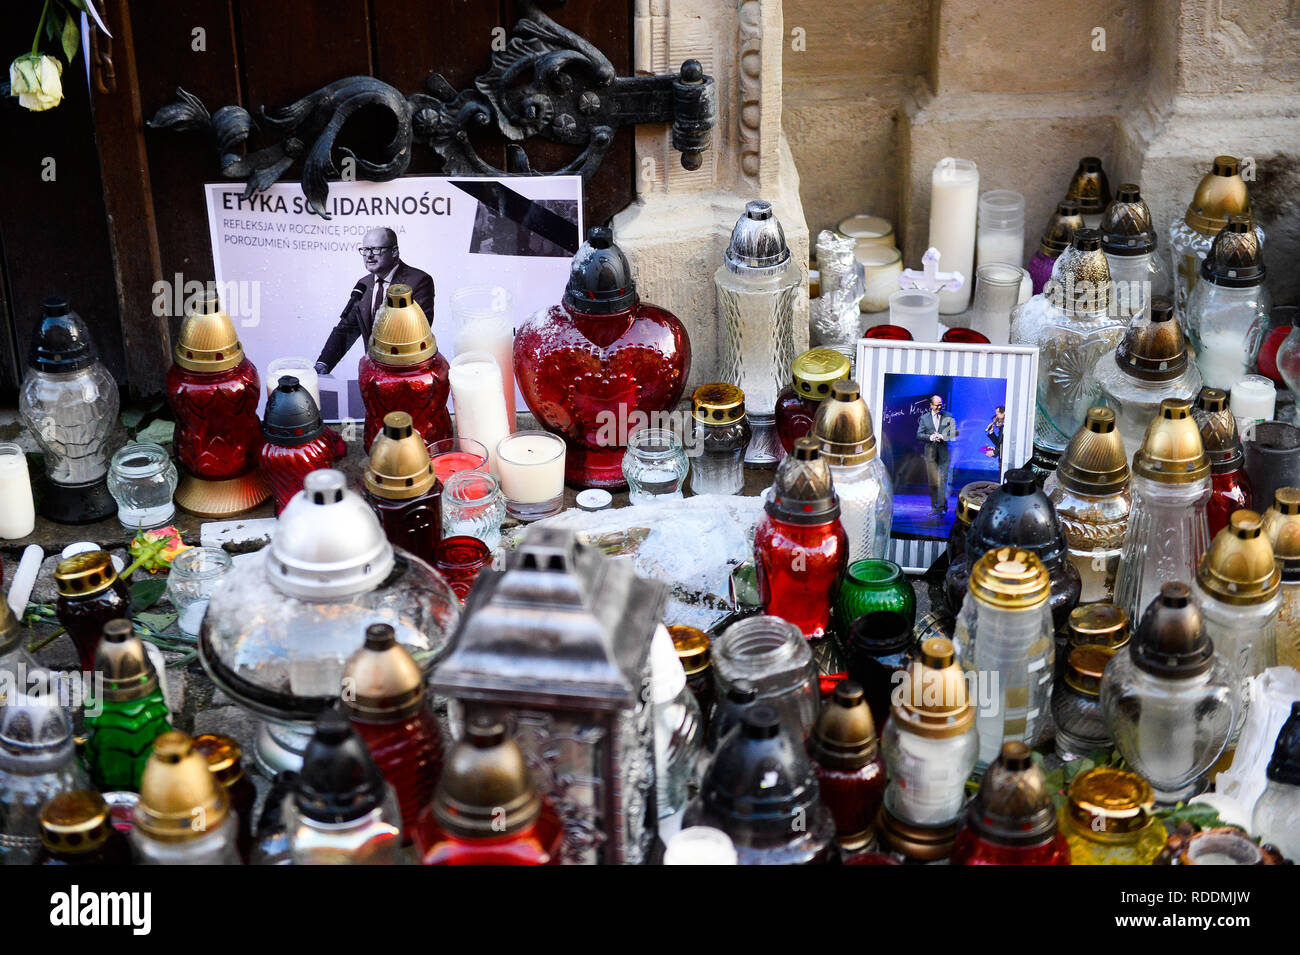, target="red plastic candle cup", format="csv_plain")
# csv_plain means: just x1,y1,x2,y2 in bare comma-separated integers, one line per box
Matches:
431,535,493,601
865,324,913,341
941,328,990,345
428,437,490,484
